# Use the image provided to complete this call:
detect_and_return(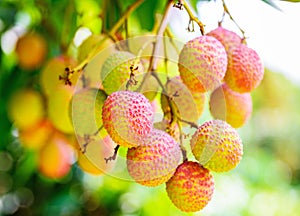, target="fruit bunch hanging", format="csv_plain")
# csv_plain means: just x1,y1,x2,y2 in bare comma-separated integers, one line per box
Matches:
6,0,265,213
